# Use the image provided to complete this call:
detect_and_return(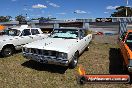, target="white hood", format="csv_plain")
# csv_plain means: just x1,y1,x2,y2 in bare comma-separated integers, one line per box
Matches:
24,38,78,53
0,35,14,41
